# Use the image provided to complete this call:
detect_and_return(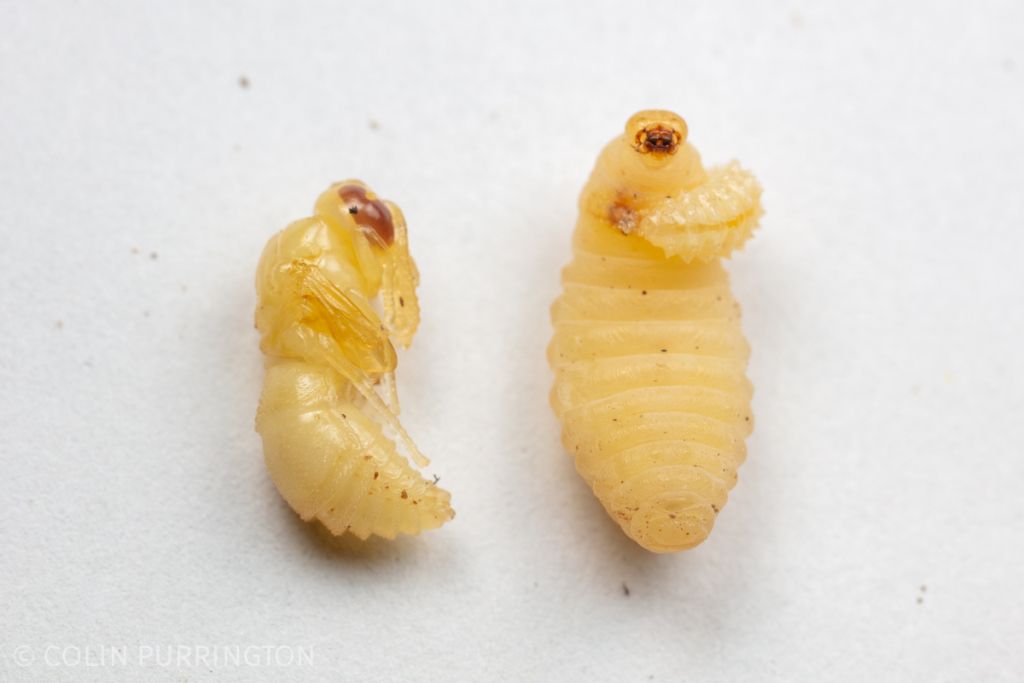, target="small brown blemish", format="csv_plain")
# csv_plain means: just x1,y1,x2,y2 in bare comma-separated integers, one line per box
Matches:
660,348,667,353
622,582,630,596
711,504,719,513
55,320,63,330
400,490,408,499
399,296,405,307
609,203,637,234
373,471,379,480
641,290,647,295
238,75,250,89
